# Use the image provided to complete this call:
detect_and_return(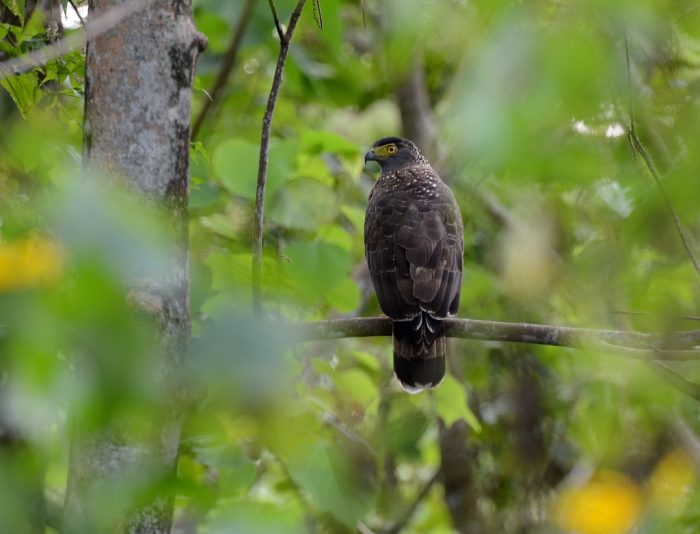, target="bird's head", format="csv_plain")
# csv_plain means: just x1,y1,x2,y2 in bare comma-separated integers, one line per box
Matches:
364,137,426,173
